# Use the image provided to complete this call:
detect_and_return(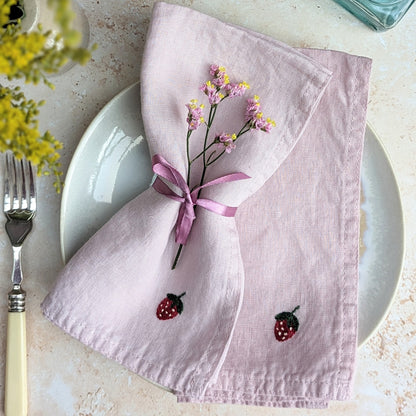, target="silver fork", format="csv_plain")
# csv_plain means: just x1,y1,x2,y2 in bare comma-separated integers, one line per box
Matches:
3,152,36,416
